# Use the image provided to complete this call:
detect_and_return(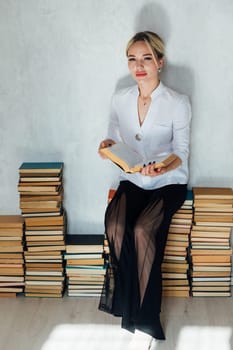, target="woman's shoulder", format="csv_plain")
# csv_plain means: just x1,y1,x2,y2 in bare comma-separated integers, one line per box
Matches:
161,83,190,105
112,85,138,100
